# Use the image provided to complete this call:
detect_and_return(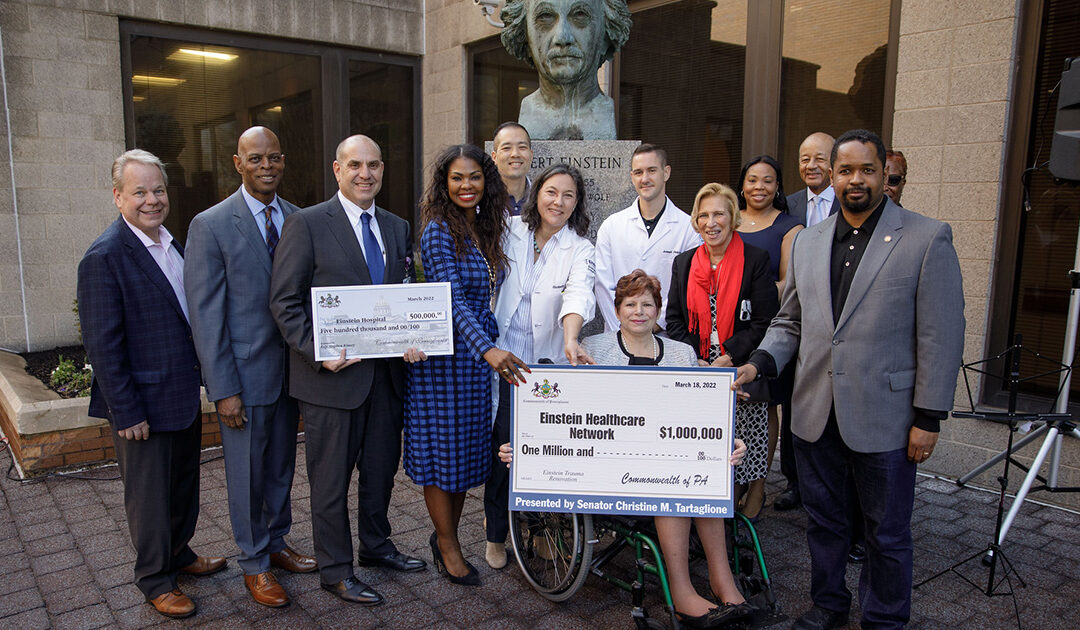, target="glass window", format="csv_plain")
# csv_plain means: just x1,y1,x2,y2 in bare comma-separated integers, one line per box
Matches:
778,0,892,190
128,37,322,244
618,0,747,208
350,60,417,222
470,41,535,146
1008,0,1080,400
123,24,421,242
